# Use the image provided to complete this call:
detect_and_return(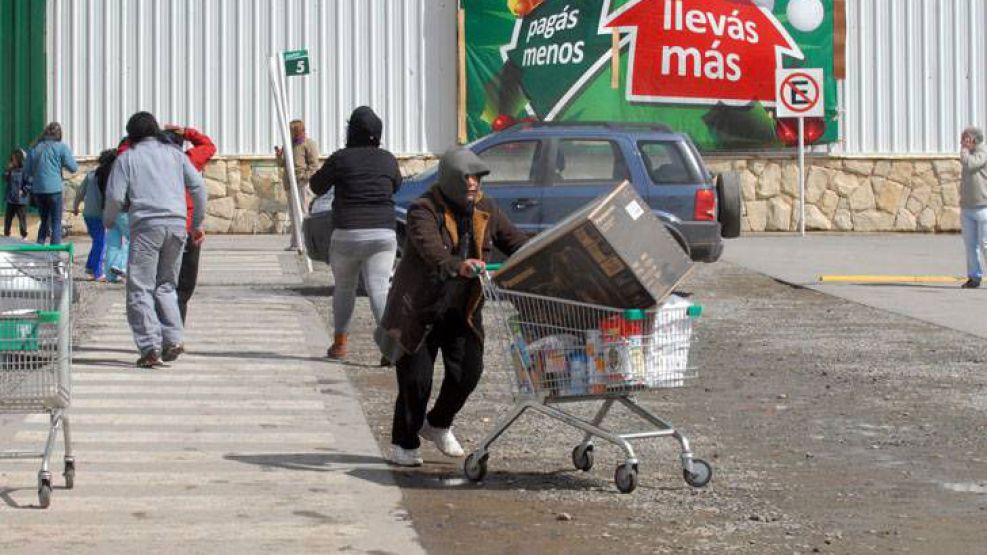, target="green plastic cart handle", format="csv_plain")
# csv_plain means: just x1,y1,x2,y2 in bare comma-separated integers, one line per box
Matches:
485,263,503,271
0,242,74,261
687,305,703,317
37,311,61,323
